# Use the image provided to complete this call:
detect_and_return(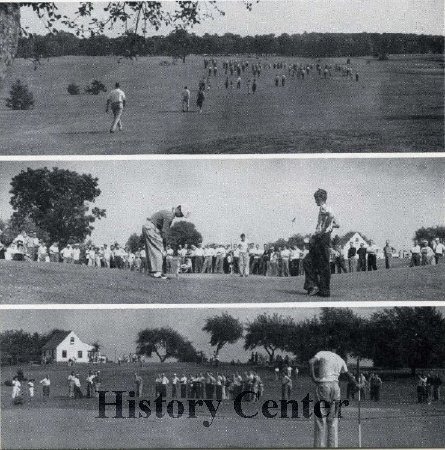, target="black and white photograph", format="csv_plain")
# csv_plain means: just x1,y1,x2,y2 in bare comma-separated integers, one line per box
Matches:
1,306,445,449
0,1,444,449
0,157,443,304
0,0,443,154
